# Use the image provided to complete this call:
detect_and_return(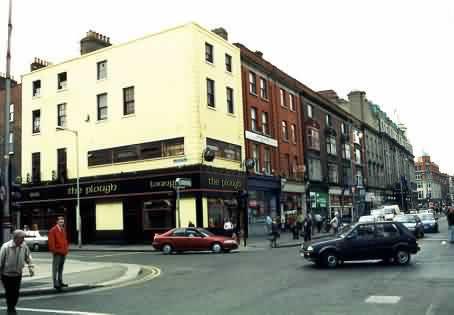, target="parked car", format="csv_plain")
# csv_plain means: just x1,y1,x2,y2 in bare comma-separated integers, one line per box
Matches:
300,222,420,268
394,214,425,238
152,227,238,254
24,230,49,251
358,215,377,223
382,205,401,221
417,213,439,233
